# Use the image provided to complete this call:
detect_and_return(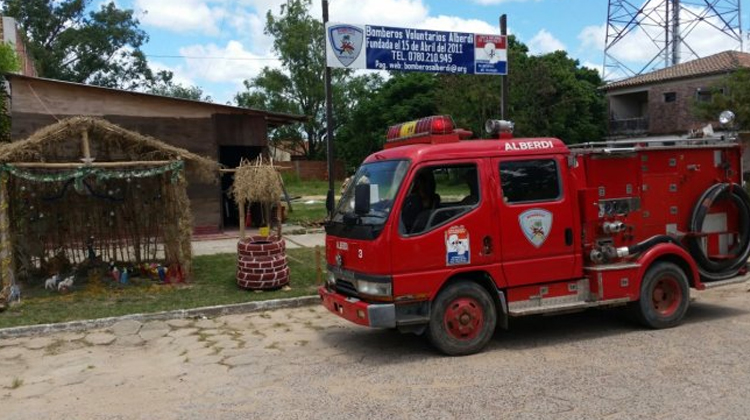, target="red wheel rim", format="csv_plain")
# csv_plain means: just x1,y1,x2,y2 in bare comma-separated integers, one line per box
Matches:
443,297,484,340
652,276,682,316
